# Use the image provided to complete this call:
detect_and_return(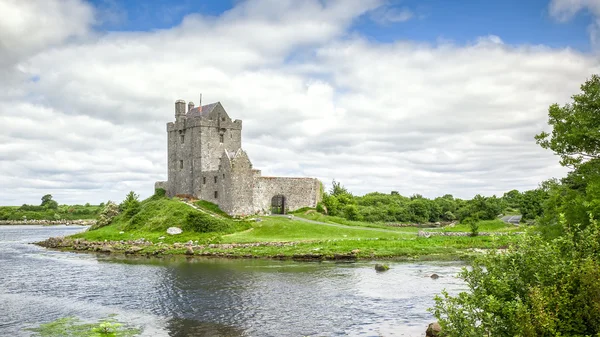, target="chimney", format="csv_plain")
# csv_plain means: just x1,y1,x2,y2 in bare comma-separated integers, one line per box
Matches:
198,93,202,112
188,101,195,112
